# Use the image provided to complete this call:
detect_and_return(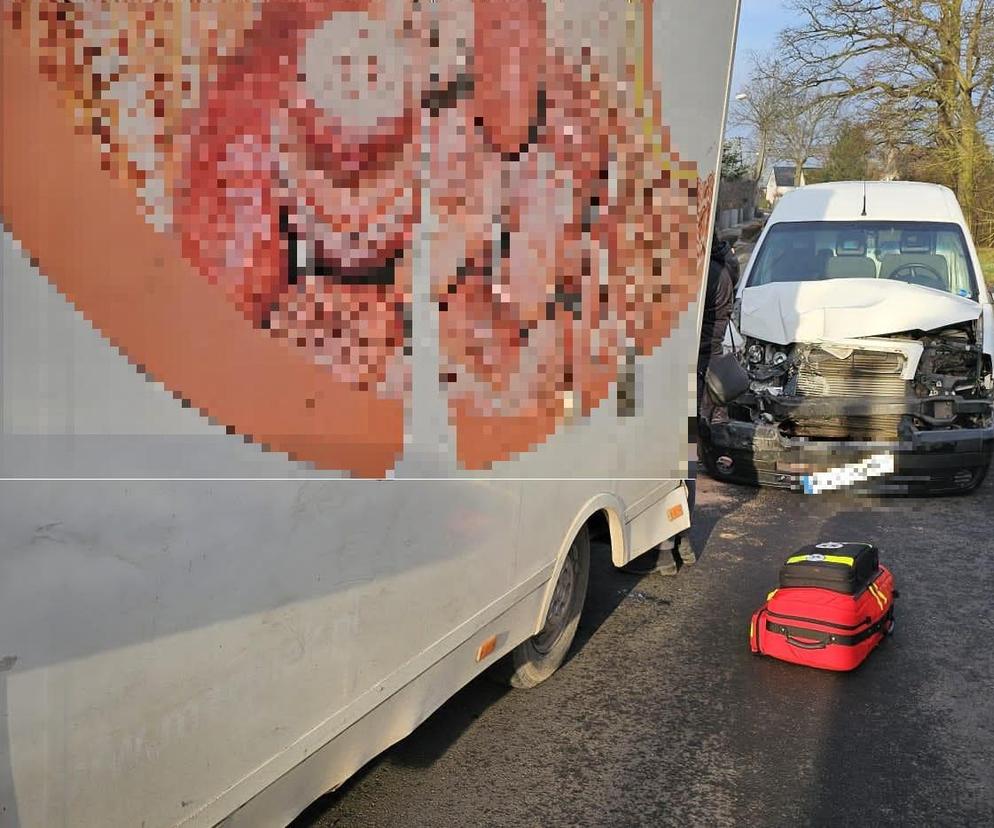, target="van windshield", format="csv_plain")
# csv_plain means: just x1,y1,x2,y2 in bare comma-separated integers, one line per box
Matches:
747,220,979,300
